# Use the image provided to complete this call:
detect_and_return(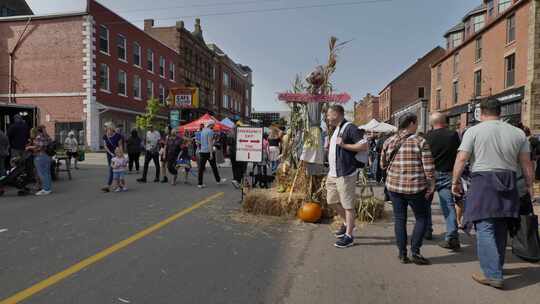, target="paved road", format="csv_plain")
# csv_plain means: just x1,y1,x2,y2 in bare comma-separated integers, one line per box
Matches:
1,157,539,303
